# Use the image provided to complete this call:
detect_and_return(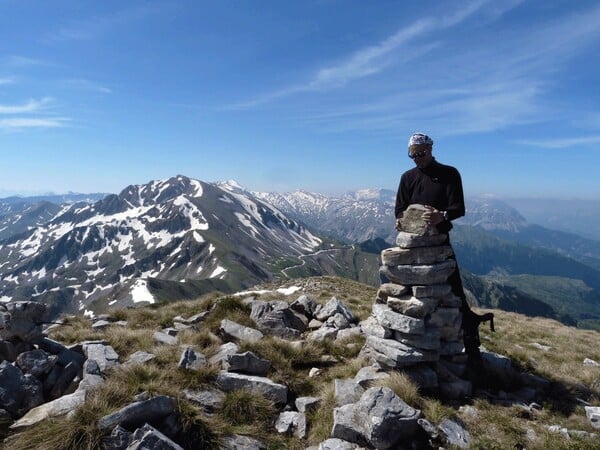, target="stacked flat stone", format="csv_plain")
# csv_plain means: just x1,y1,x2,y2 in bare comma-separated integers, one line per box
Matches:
362,204,464,371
